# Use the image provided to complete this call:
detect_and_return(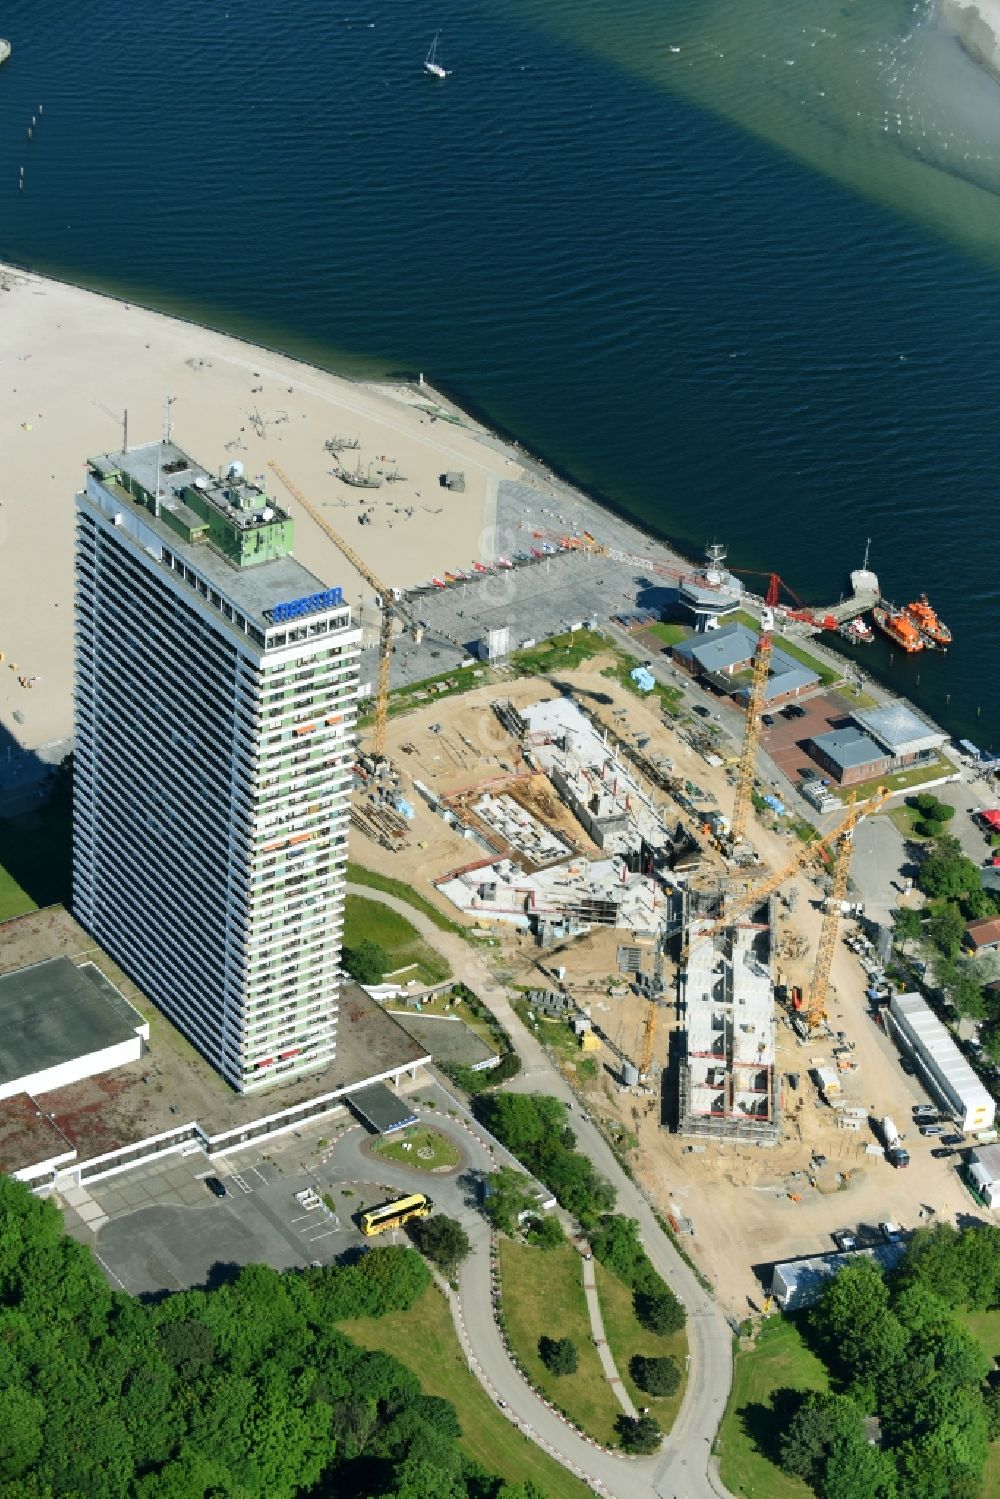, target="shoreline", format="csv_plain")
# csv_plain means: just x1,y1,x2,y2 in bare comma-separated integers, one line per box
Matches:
0,262,966,764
